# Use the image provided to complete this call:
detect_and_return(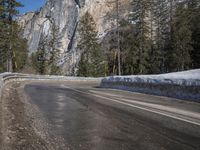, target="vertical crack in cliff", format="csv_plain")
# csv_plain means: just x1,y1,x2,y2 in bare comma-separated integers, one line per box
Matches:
67,3,80,52
67,21,79,51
